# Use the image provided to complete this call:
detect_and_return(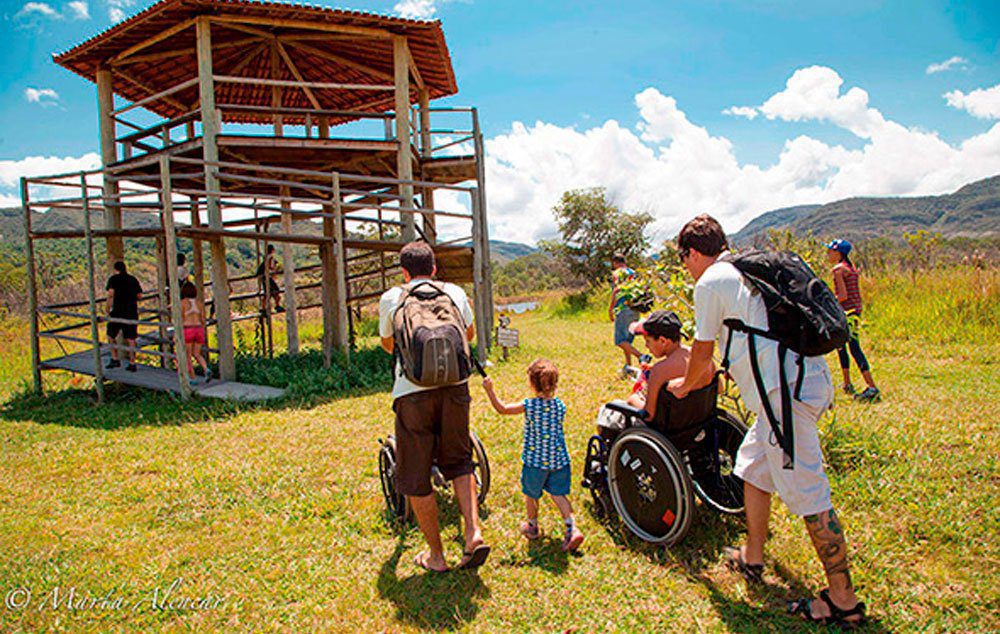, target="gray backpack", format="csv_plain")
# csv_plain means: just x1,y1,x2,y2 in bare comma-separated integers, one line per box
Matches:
392,281,471,386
